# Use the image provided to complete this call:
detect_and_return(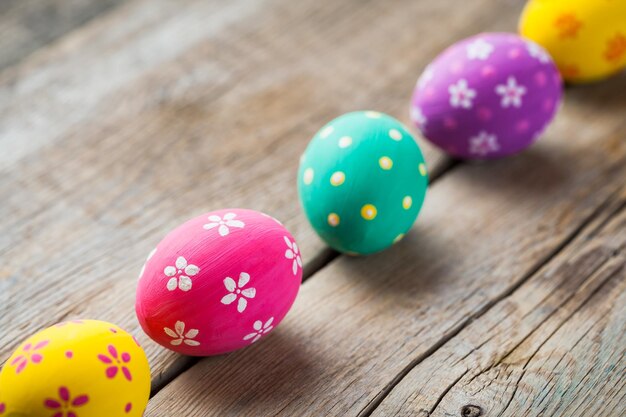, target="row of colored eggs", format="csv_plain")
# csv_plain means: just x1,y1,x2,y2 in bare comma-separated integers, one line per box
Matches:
298,32,560,255
0,211,303,416
1,1,624,414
